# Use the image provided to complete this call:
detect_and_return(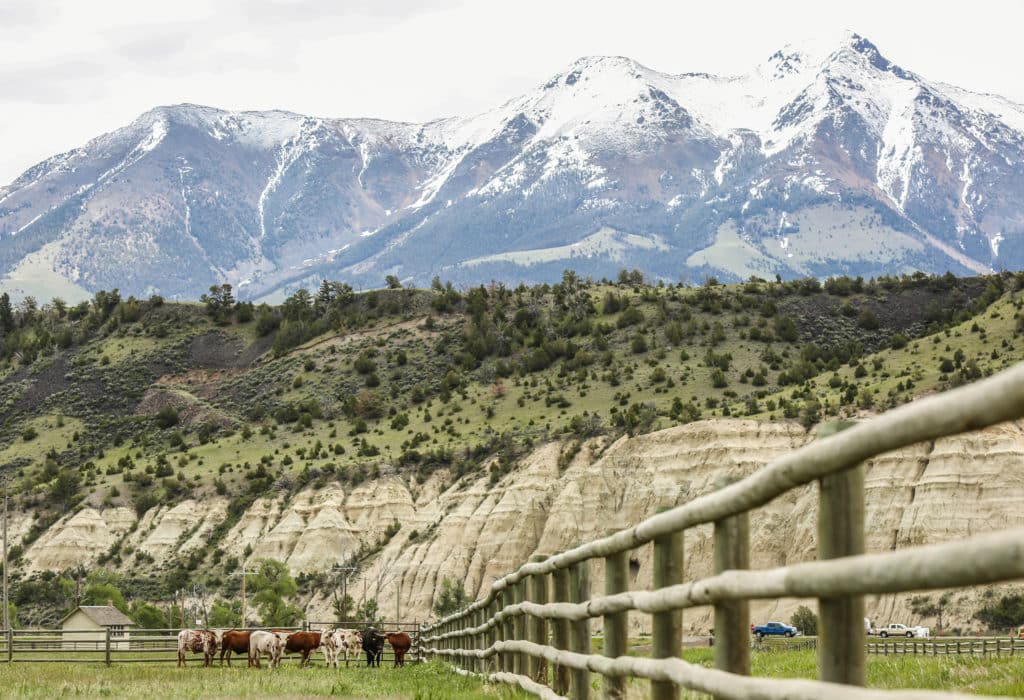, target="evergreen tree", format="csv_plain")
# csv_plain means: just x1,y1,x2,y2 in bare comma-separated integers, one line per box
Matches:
0,293,12,332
